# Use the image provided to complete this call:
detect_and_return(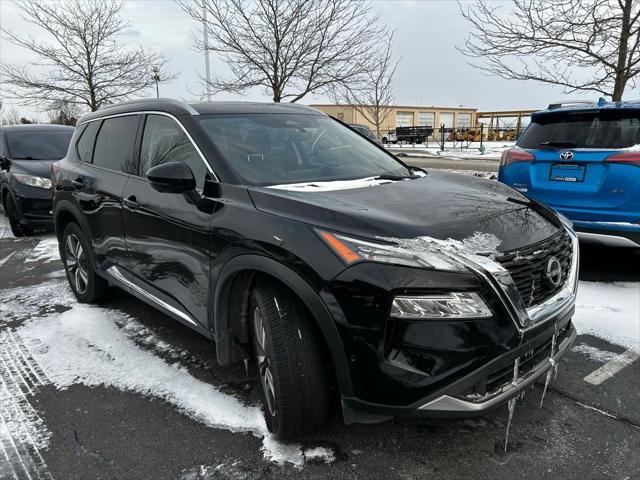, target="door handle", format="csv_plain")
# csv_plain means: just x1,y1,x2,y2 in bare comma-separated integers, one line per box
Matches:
123,195,139,209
